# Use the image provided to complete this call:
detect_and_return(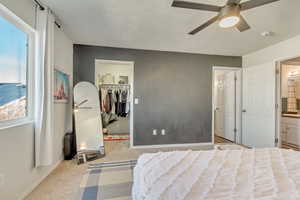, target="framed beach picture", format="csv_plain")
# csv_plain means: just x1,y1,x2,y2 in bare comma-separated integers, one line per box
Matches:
54,69,70,103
